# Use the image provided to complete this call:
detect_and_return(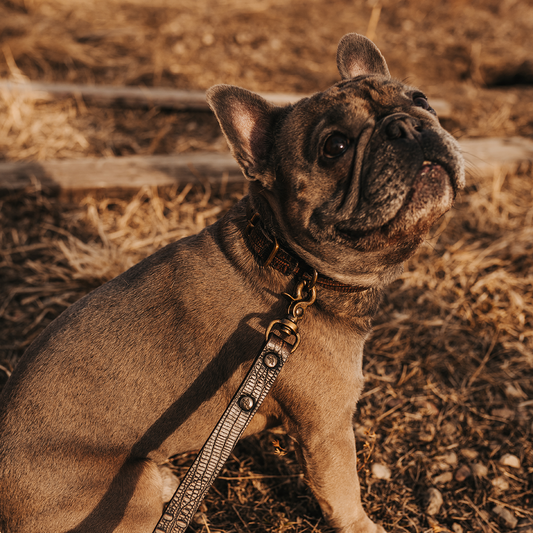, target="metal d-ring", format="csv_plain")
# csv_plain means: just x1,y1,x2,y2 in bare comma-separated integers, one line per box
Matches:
265,318,301,353
262,237,279,268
